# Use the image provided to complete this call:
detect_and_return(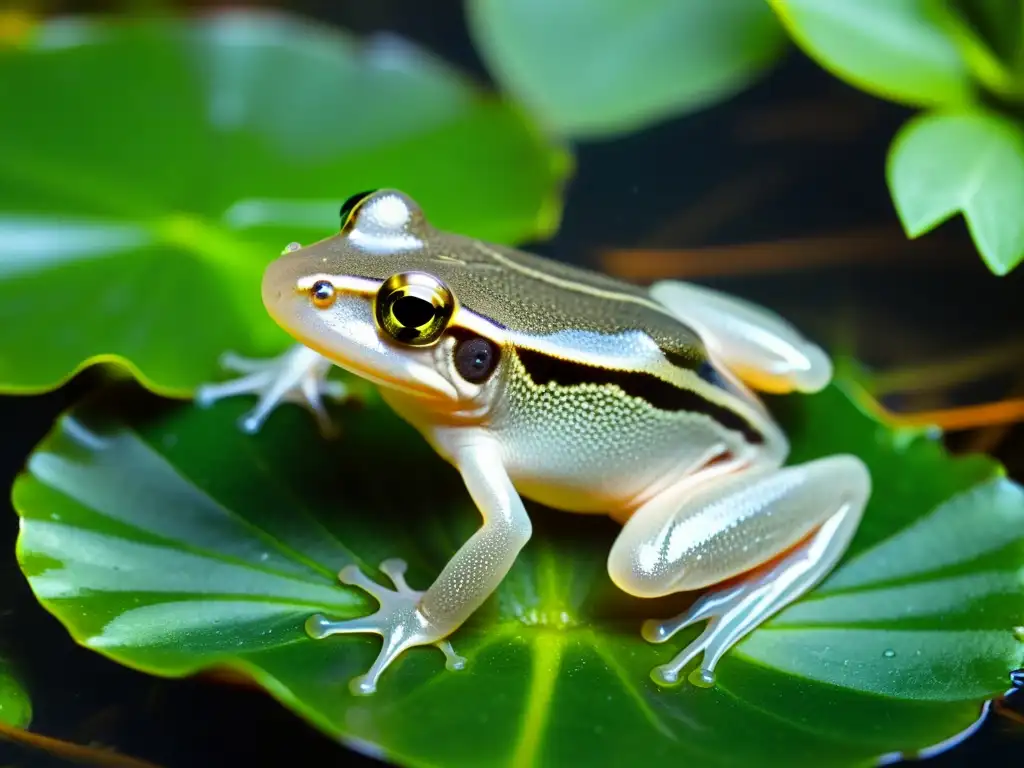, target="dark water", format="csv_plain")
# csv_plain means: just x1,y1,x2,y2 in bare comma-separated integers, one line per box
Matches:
1,1,1022,765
